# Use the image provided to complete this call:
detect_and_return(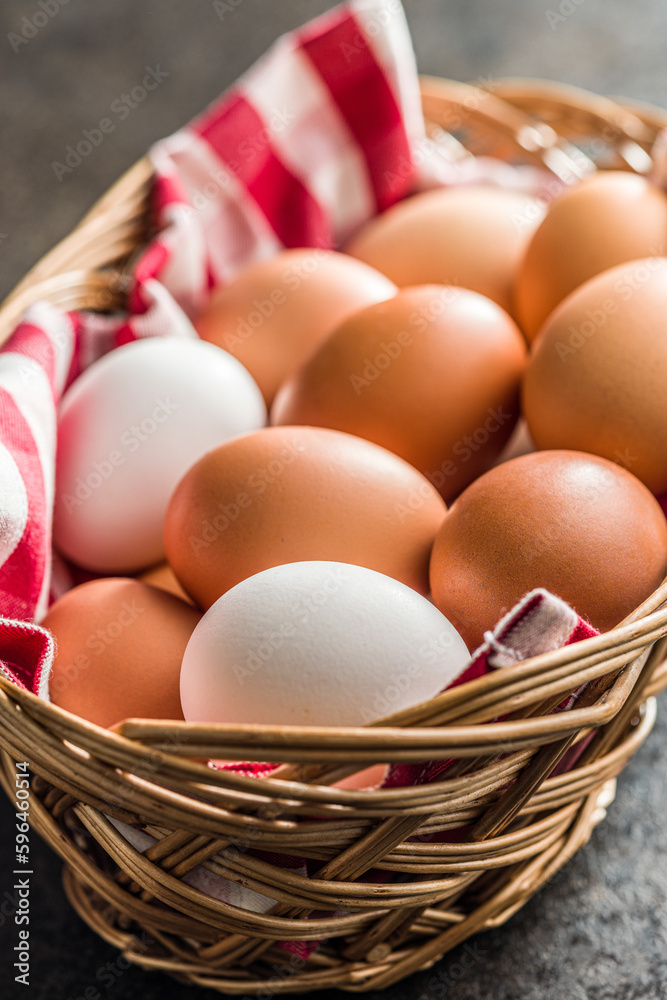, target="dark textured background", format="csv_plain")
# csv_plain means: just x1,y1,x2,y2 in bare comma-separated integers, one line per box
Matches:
1,2,666,998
